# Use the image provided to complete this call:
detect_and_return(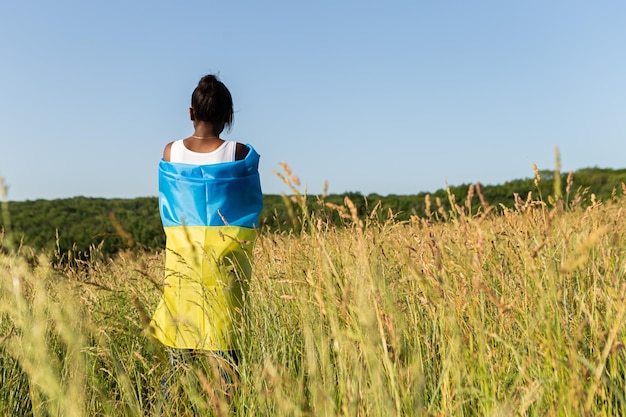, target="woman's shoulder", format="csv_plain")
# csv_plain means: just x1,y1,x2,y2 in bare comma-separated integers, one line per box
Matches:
235,142,250,161
162,141,176,161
